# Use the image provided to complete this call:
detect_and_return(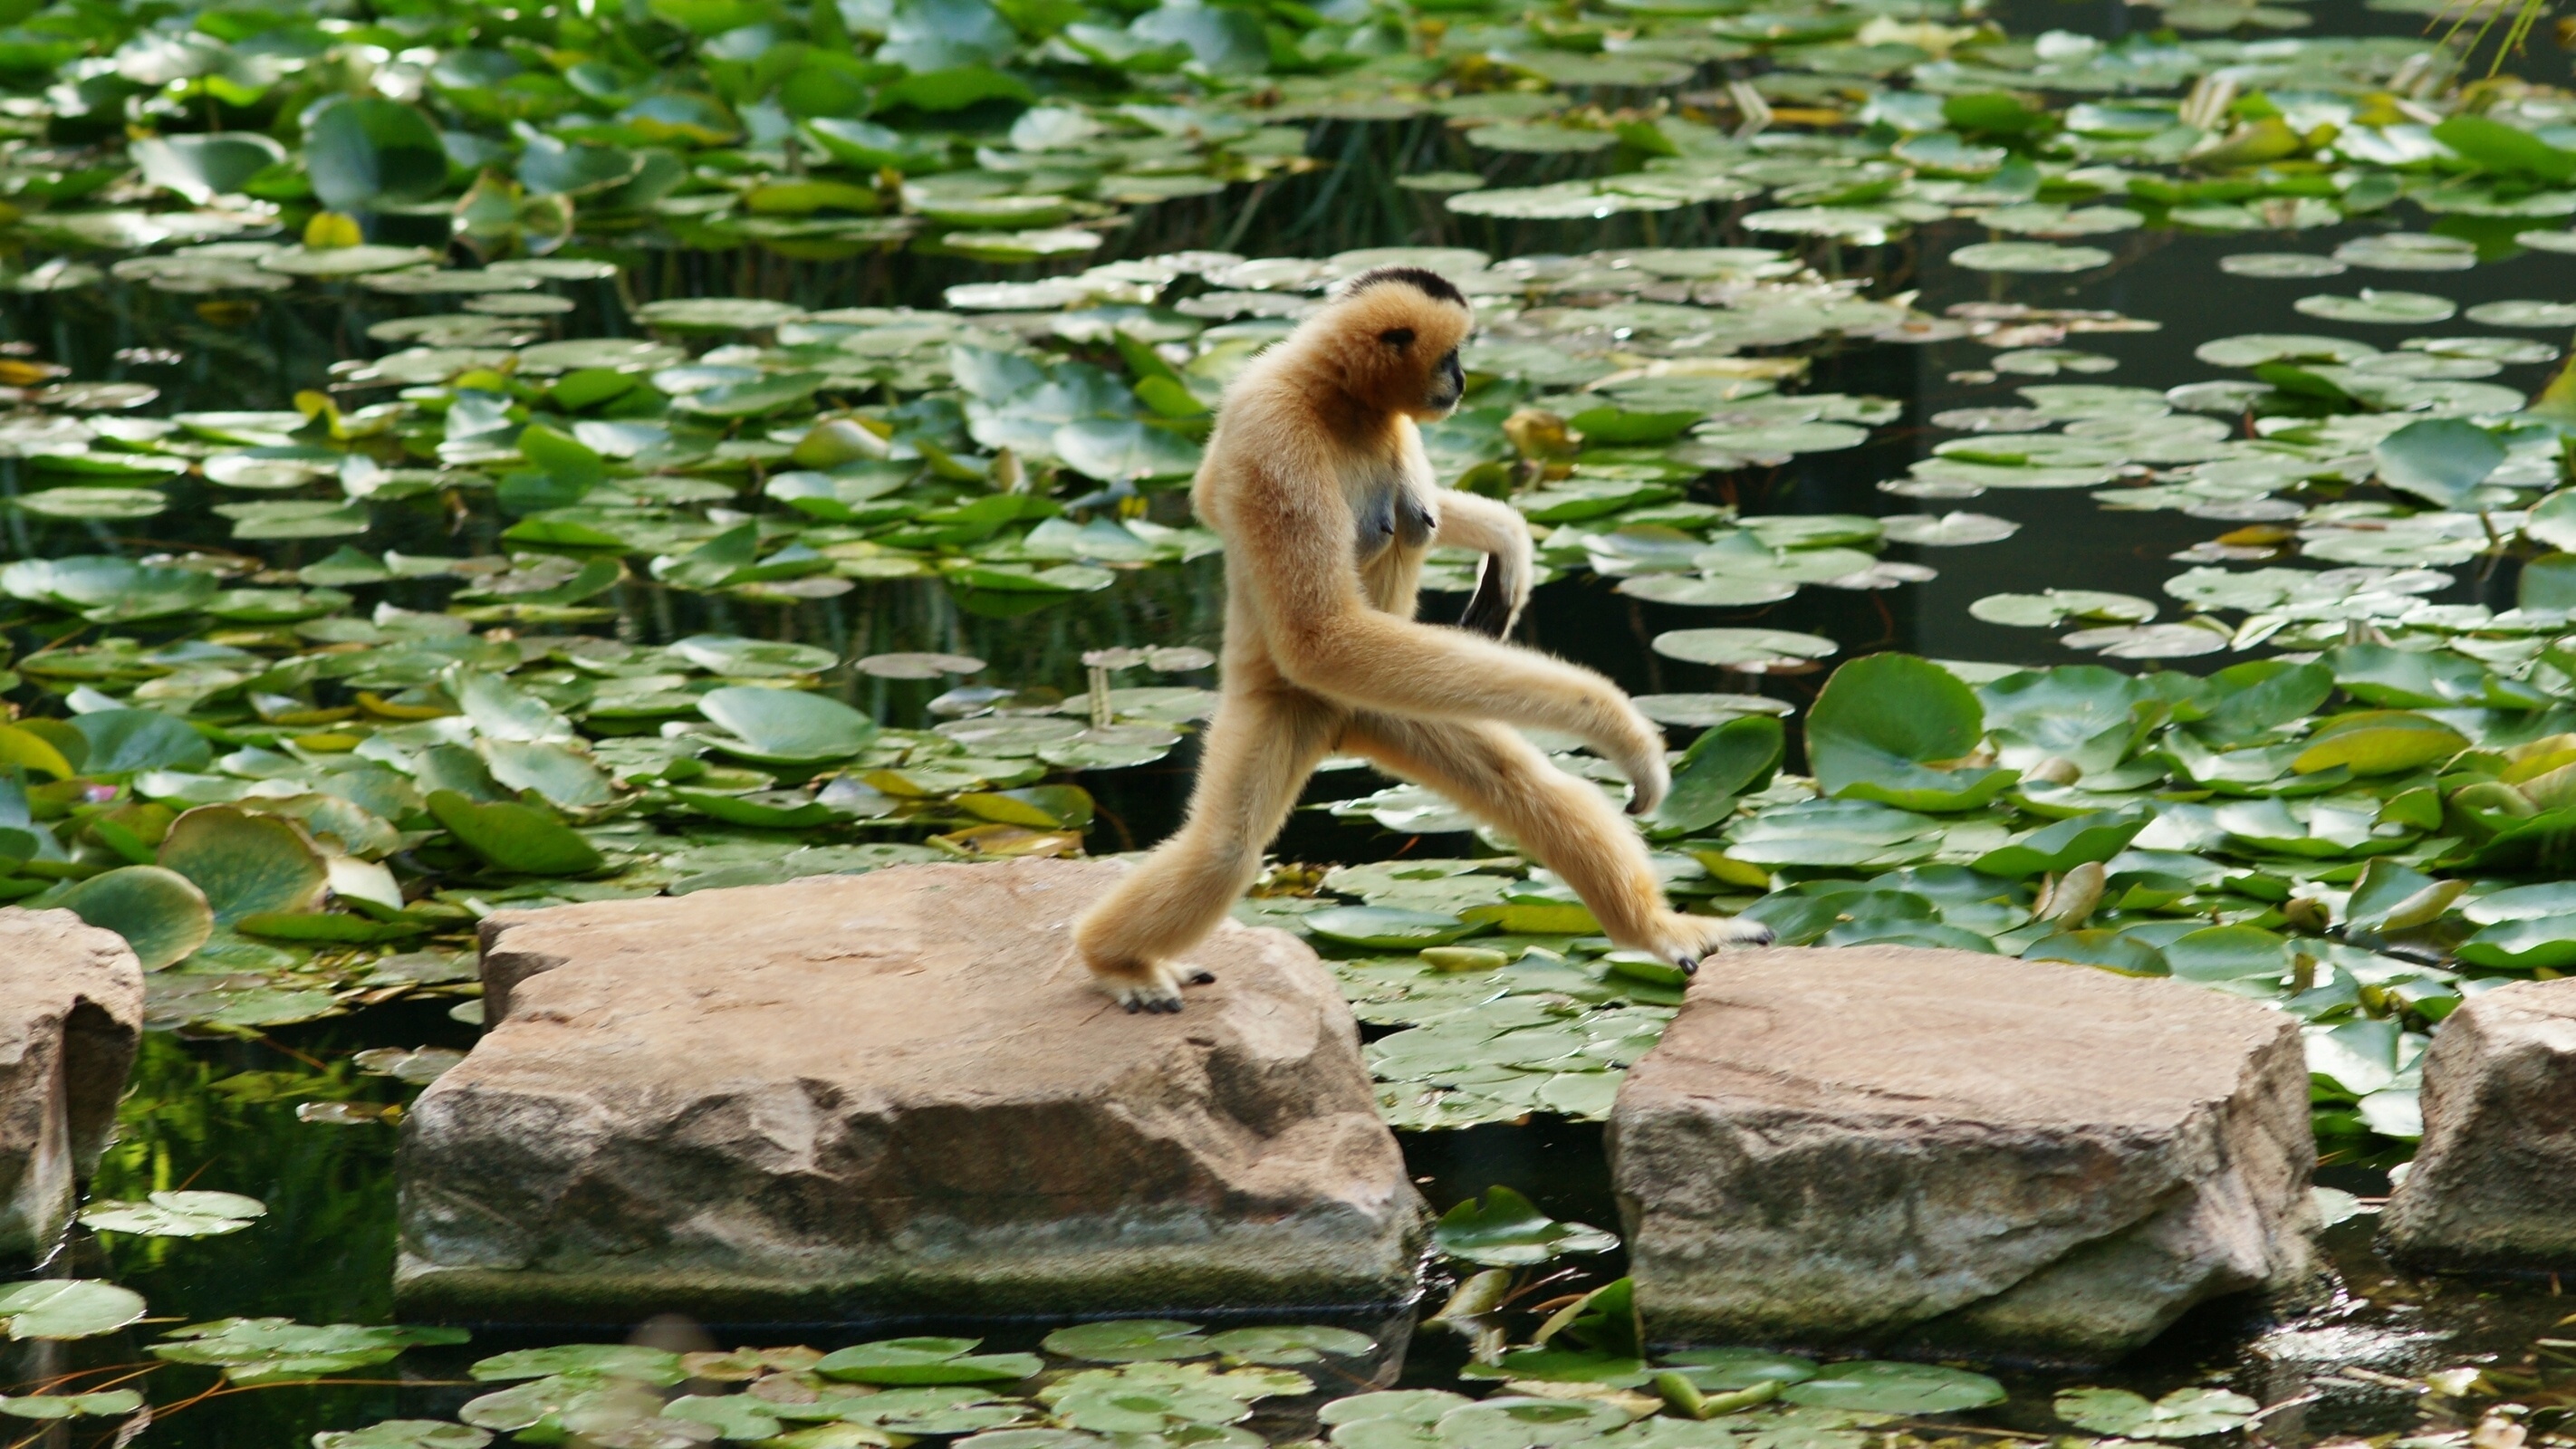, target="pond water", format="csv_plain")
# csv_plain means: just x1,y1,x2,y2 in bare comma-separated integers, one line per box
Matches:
7,0,2576,1441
